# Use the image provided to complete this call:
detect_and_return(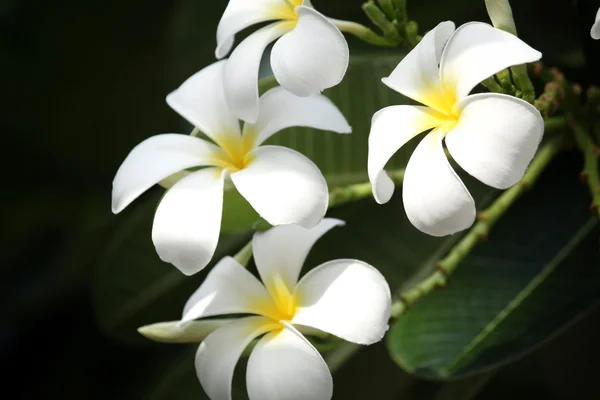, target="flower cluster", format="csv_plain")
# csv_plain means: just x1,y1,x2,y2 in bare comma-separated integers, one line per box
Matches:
111,0,557,399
